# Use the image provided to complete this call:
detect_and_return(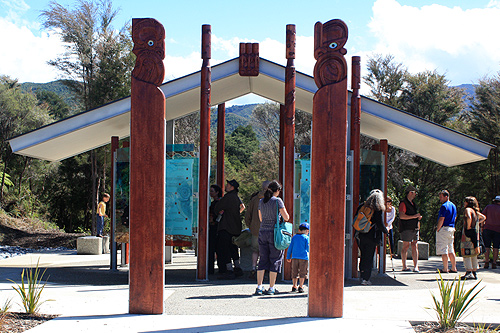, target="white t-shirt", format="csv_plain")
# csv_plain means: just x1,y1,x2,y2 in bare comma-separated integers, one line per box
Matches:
386,206,396,230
